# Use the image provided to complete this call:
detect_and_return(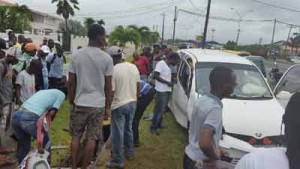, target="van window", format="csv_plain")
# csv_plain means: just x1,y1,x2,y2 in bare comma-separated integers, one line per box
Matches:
178,58,193,97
